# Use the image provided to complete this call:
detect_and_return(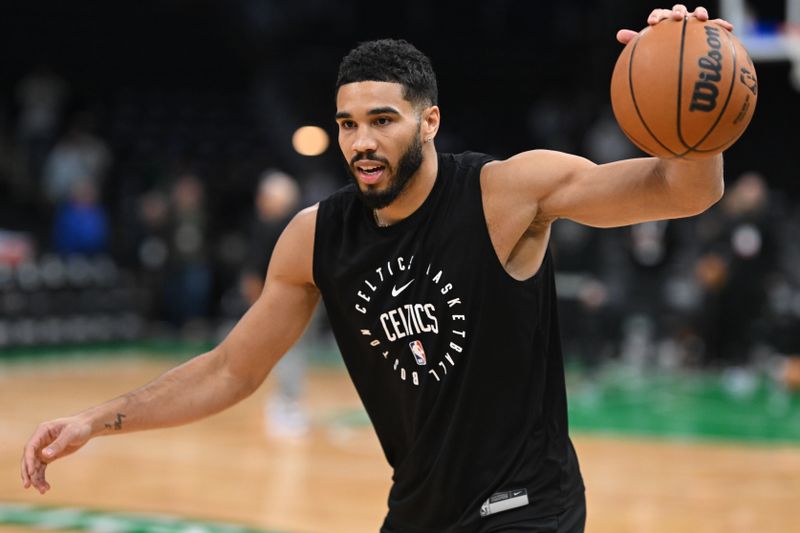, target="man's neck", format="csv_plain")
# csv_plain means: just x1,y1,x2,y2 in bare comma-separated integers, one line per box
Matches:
374,146,438,226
